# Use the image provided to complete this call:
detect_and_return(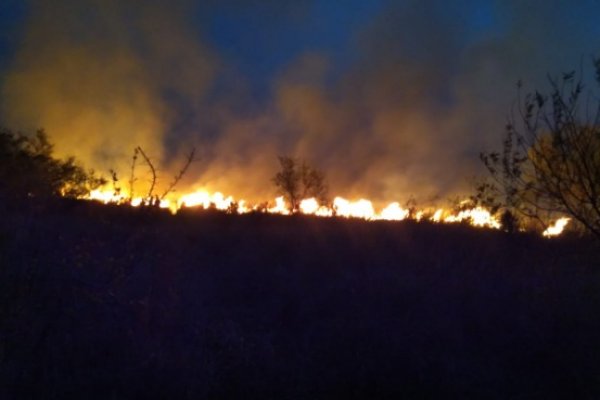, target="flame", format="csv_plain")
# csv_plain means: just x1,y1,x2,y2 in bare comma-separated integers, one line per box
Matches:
268,196,290,215
88,189,127,204
179,191,234,211
333,197,376,219
431,209,444,222
237,200,251,214
299,198,334,217
378,202,410,221
130,198,143,207
88,189,177,214
443,207,501,229
543,217,570,237
84,187,569,237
